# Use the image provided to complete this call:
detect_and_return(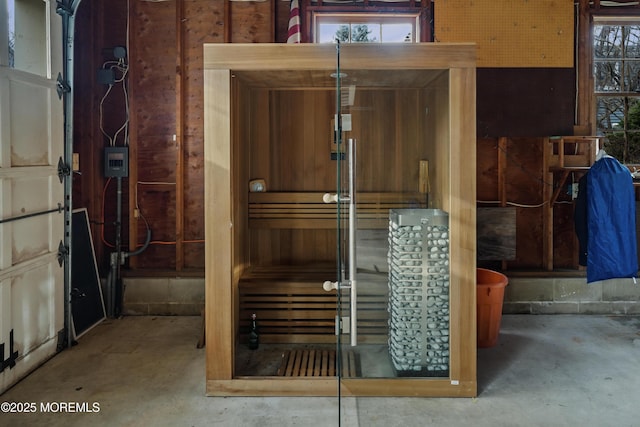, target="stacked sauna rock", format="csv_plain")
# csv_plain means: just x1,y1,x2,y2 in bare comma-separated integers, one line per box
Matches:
388,210,450,376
